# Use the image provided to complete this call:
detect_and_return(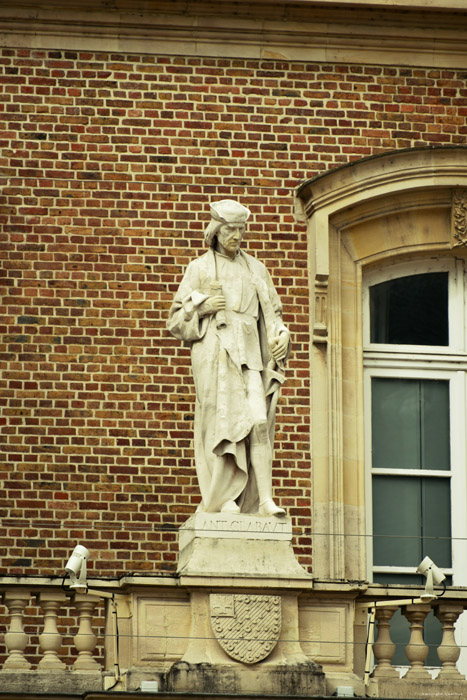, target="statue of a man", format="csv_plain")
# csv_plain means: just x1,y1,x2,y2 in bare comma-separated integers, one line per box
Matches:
167,200,290,517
